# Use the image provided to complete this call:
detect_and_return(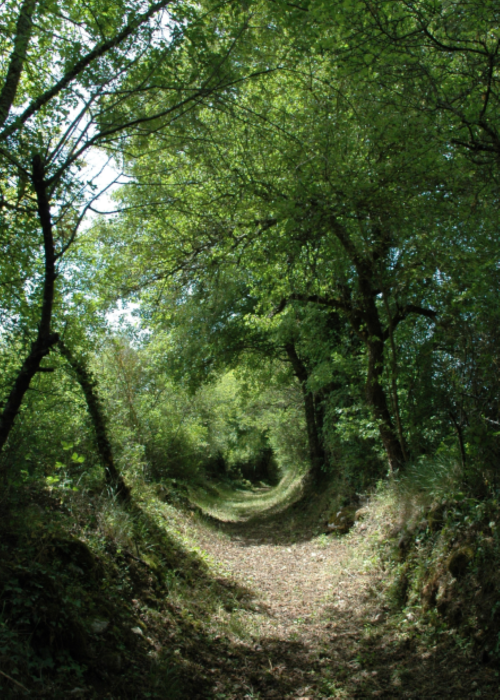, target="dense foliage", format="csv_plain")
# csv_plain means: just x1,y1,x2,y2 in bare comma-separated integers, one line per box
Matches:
1,0,499,489
1,1,500,695
95,0,500,488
